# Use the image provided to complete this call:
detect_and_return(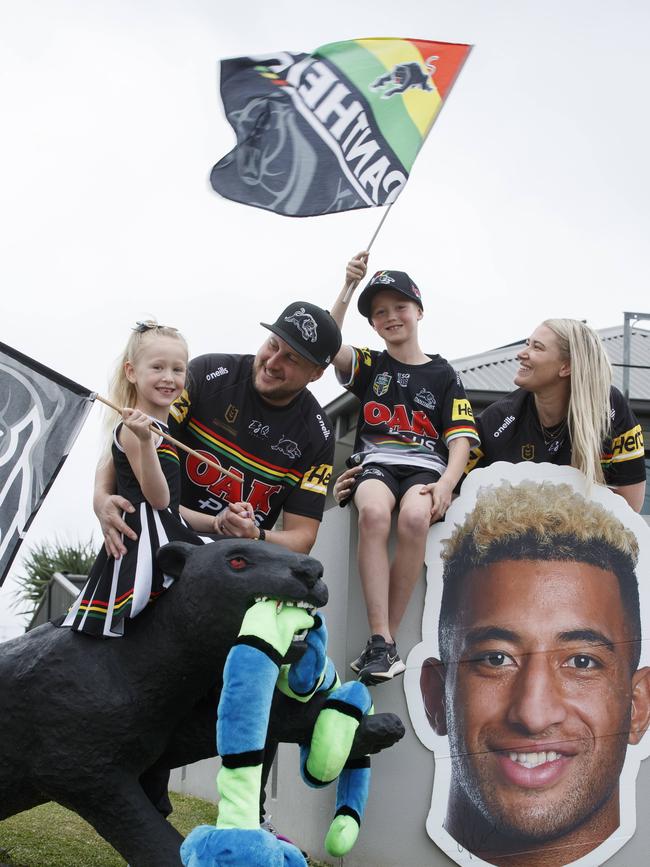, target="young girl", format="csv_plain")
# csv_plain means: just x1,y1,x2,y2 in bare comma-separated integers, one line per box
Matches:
63,320,219,638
